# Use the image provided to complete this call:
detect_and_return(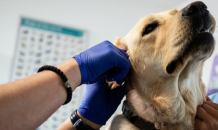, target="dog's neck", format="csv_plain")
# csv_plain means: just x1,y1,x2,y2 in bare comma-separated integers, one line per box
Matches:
126,63,206,129
122,100,157,130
